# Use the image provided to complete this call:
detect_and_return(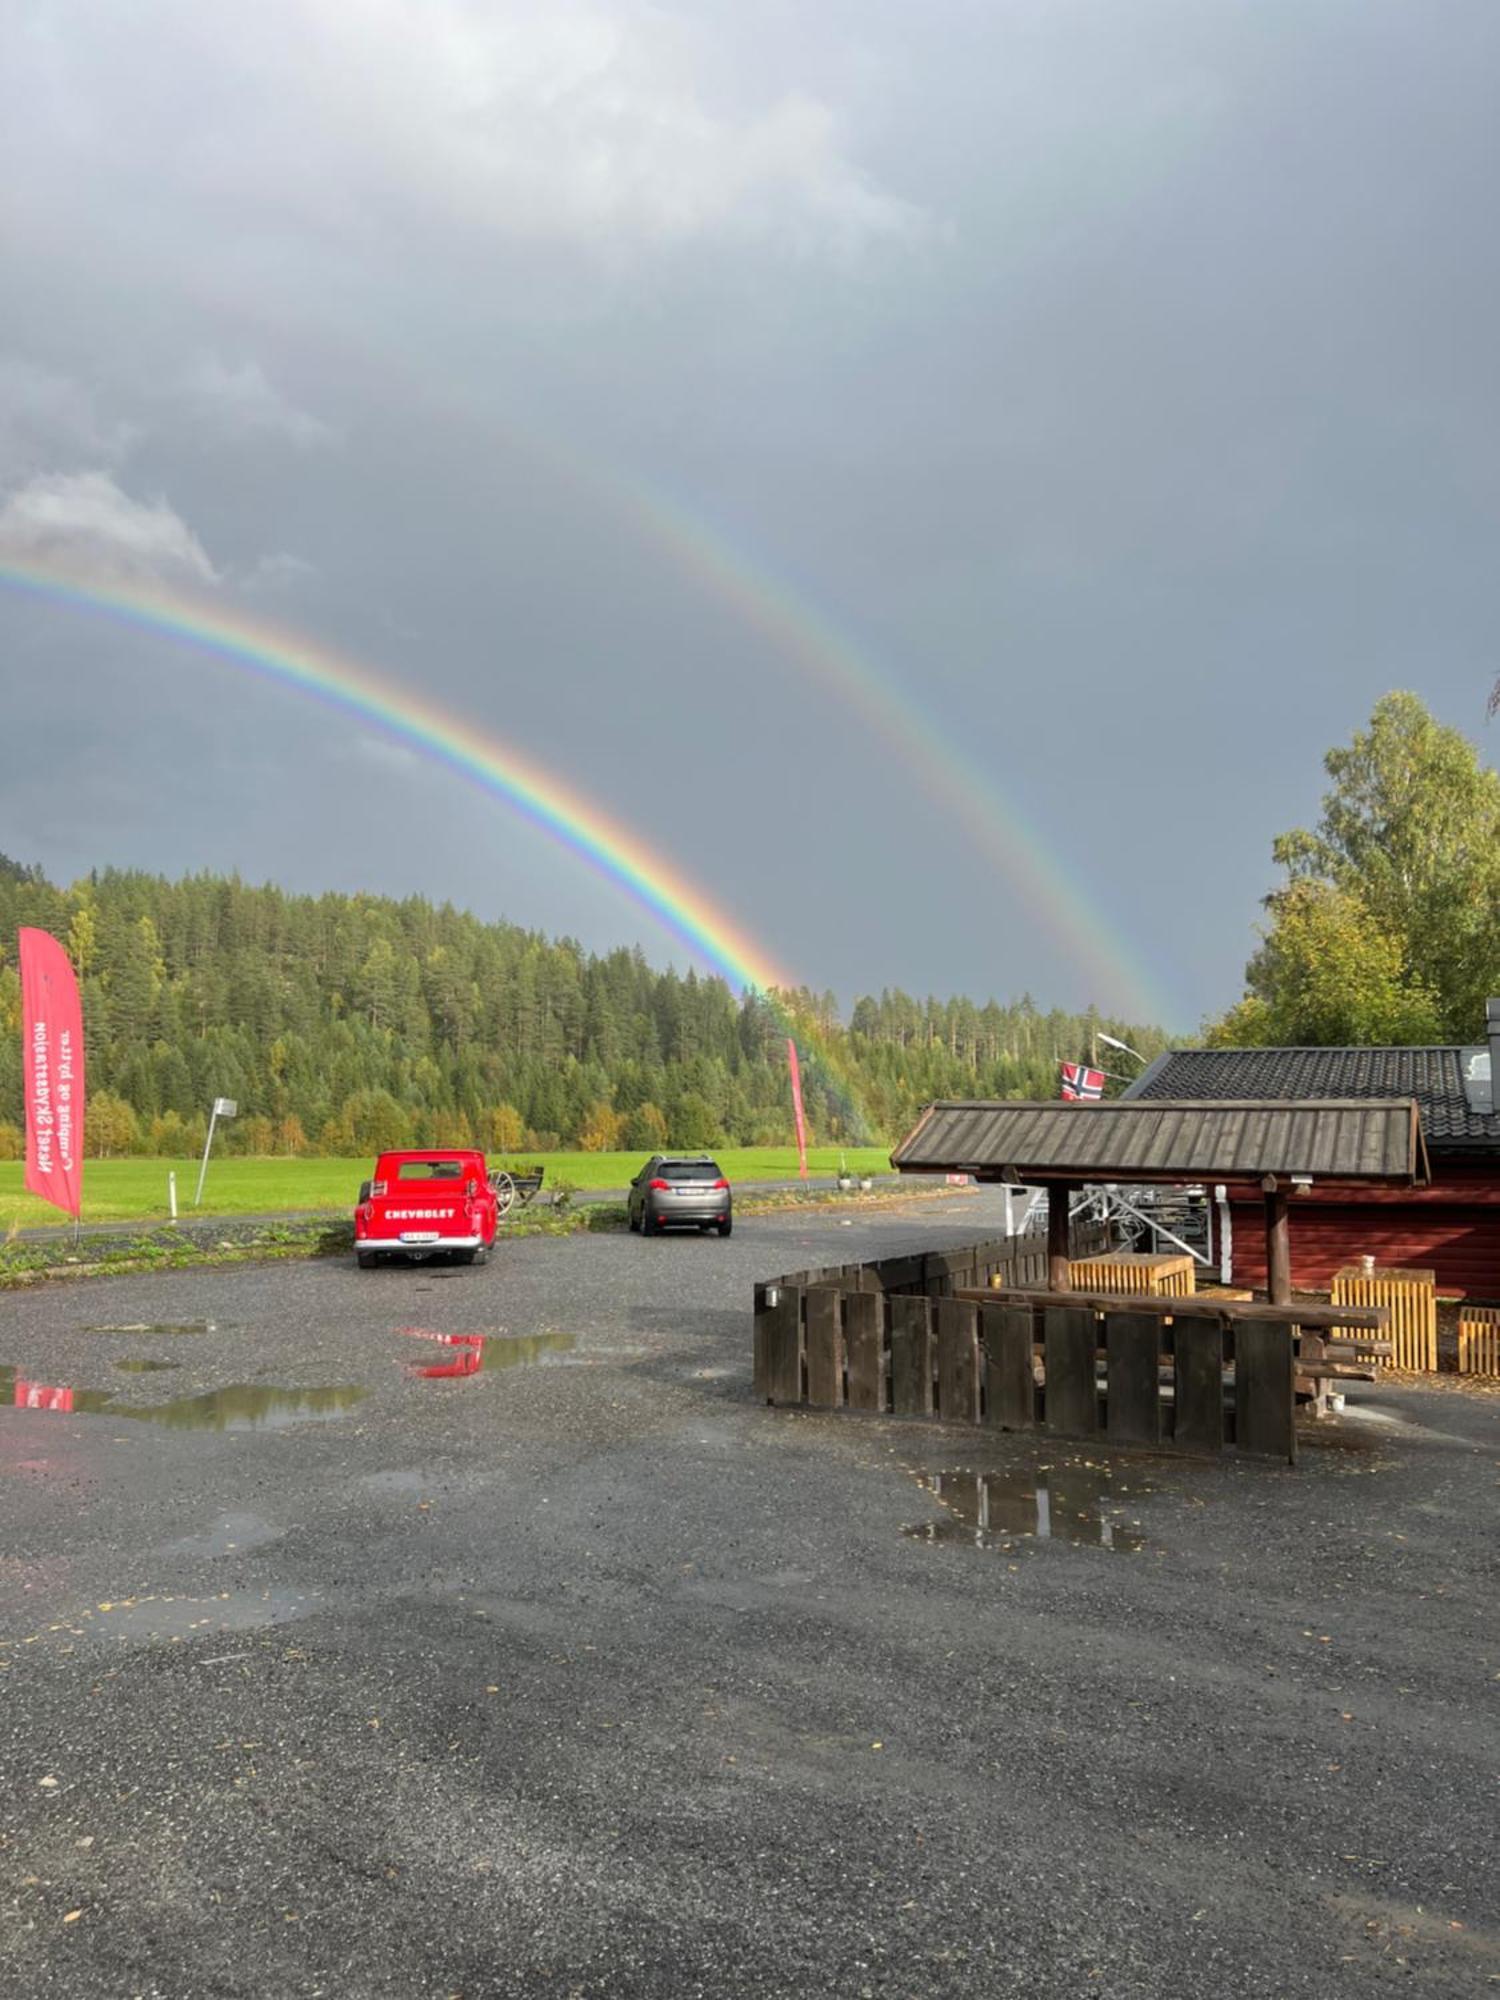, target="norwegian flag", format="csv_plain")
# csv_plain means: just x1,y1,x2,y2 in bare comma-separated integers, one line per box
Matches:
1059,1062,1105,1101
